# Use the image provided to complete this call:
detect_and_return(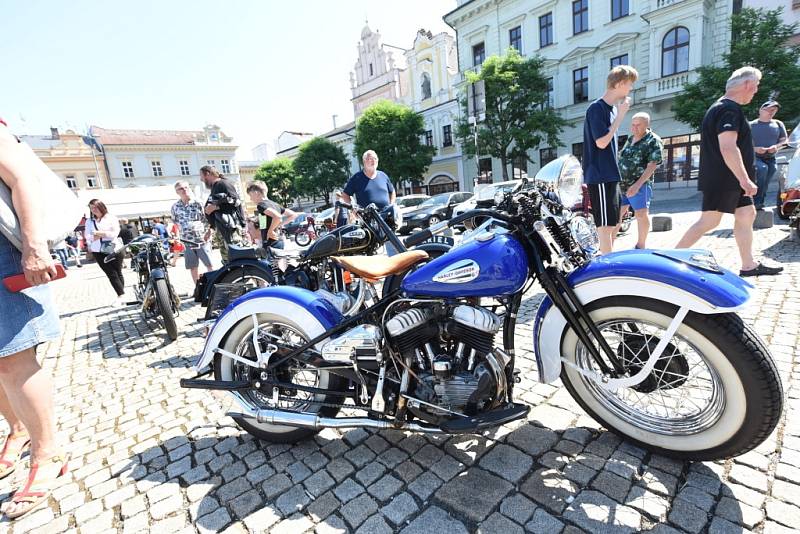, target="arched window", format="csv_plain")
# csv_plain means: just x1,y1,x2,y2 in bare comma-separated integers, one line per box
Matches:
662,27,689,77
